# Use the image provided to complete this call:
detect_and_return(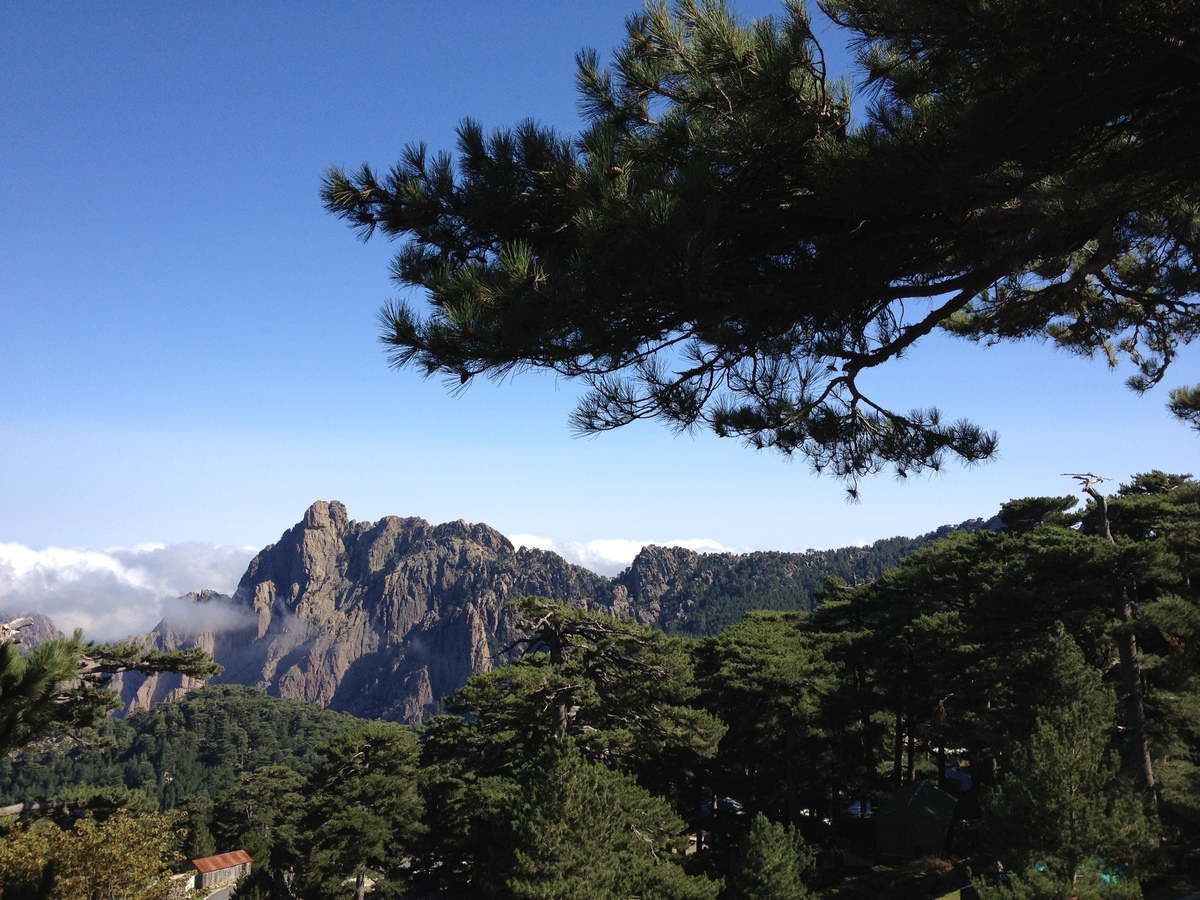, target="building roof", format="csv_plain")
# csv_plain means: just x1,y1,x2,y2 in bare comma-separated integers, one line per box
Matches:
192,850,253,874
